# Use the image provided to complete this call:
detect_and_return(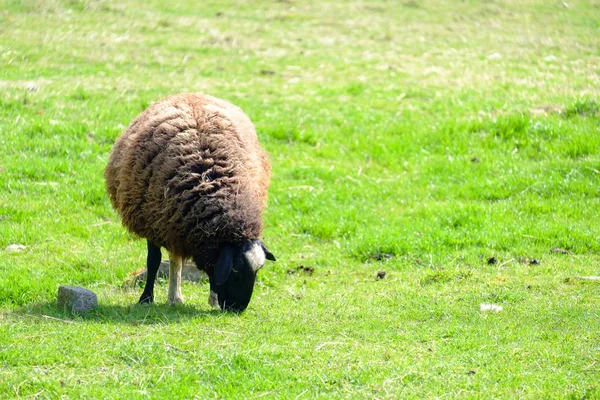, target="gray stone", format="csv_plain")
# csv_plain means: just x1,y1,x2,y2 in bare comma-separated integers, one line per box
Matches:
6,244,26,253
480,304,503,313
124,260,207,287
57,286,98,313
